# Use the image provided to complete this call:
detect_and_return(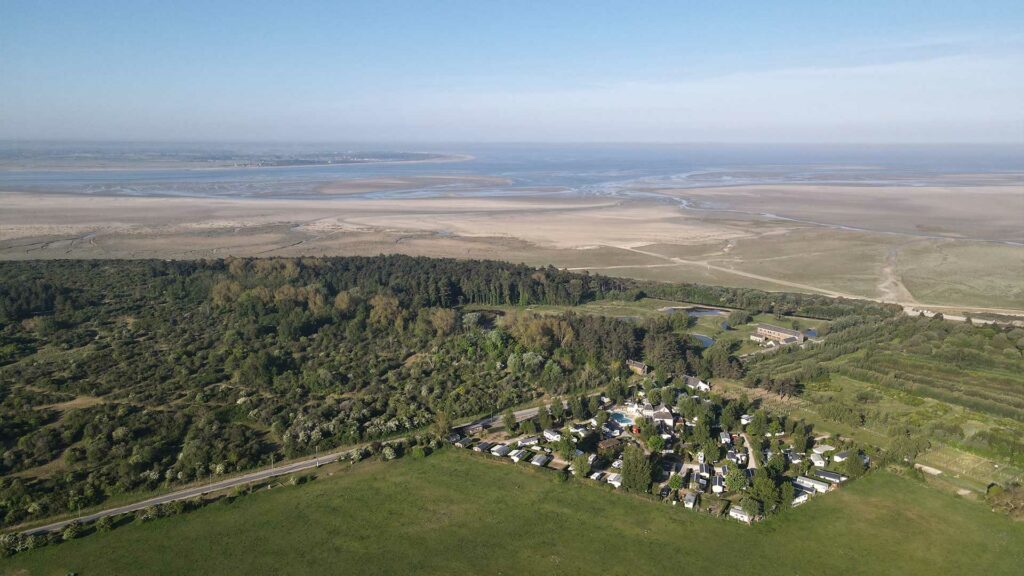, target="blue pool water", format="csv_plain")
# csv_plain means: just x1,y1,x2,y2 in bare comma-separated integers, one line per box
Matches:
611,413,634,426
